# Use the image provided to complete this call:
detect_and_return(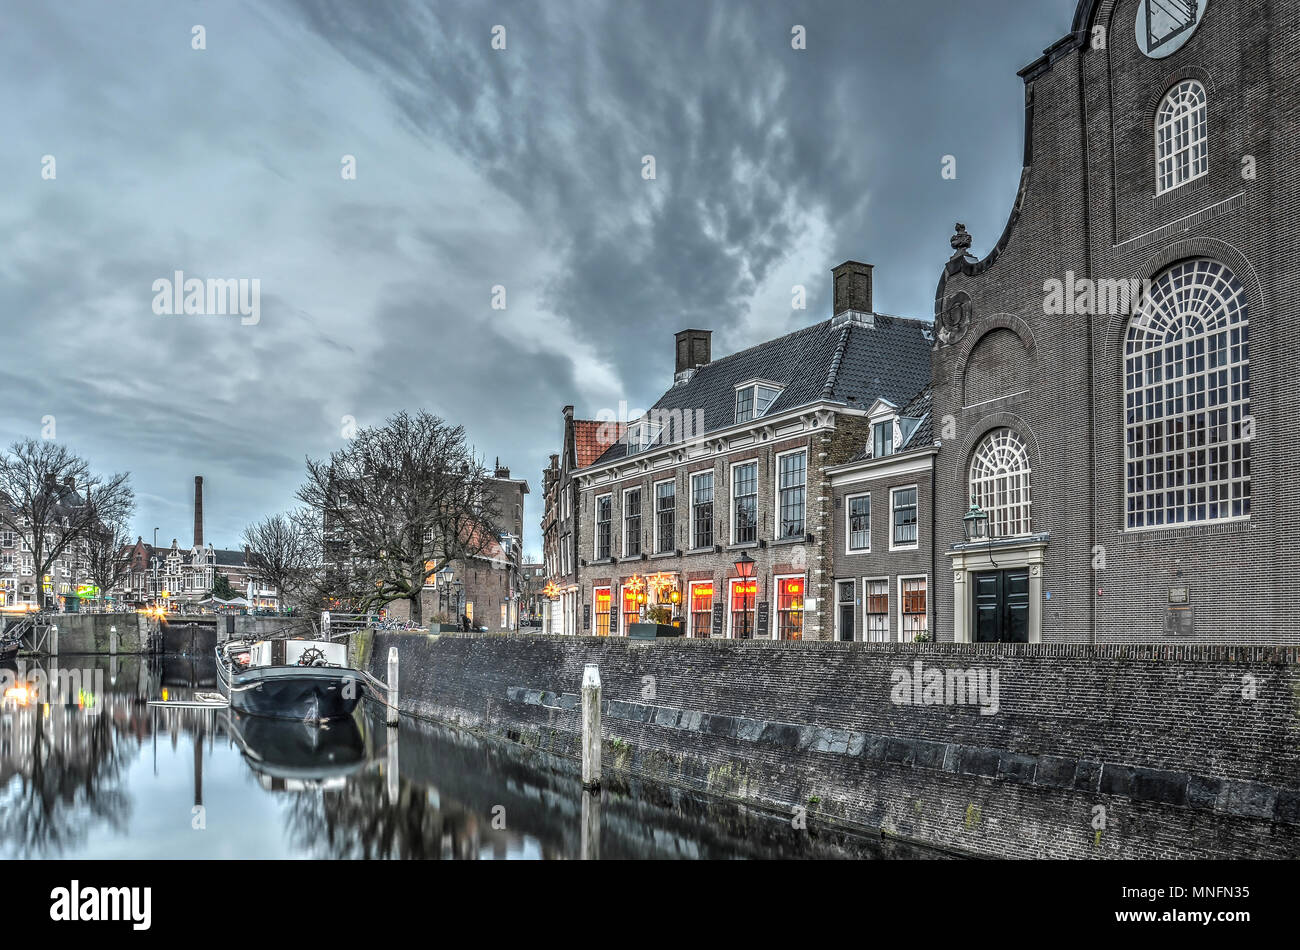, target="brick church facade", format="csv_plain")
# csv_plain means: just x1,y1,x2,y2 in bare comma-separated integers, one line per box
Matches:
932,0,1298,643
